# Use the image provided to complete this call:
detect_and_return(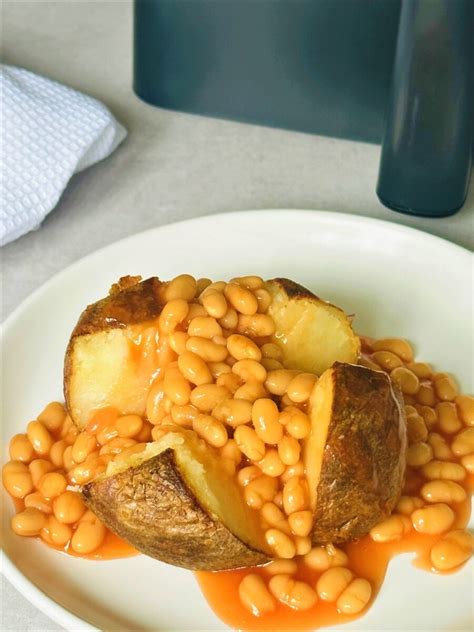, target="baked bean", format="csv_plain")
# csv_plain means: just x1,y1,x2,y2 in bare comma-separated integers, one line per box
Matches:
430,530,473,572
416,405,438,428
26,421,53,456
208,362,231,379
427,432,453,460
11,508,47,536
60,416,79,444
407,414,428,443
29,459,54,487
224,283,258,315
196,277,212,294
42,515,72,547
192,415,228,448
254,288,272,313
265,370,298,396
53,491,86,523
406,362,432,379
317,567,354,602
269,575,318,611
237,314,275,337
227,334,261,361
422,460,466,481
200,280,226,296
434,374,458,401
190,384,230,412
145,380,167,425
390,367,420,395
25,492,53,514
71,515,106,554
265,529,296,559
420,480,466,504
304,545,348,571
412,503,455,535
277,435,301,466
68,460,101,485
264,559,298,575
220,439,242,465
262,359,284,371
281,462,305,483
99,437,136,456
455,395,474,426
461,453,474,473
48,440,67,468
62,445,78,472
216,372,242,393
286,373,318,403
71,432,97,464
165,274,197,301
38,472,67,499
252,399,283,444
396,495,424,515
234,381,267,402
232,359,267,383
185,303,208,323
202,290,228,319
159,299,189,334
245,476,279,509
284,410,311,440
288,510,313,537
186,336,228,362
113,443,147,463
237,465,261,487
235,425,266,460
38,402,66,432
372,351,403,371
406,441,433,467
372,338,414,362
9,434,35,463
168,331,189,354
170,404,199,426
436,402,462,434
2,461,34,498
283,477,307,515
95,422,119,444
163,367,191,405
258,449,285,477
261,343,283,360
212,399,252,428
406,402,422,415
274,492,284,508
218,308,239,330
337,578,372,615
451,427,474,457
238,574,276,616
260,502,291,534
188,316,223,339
151,426,167,441
177,351,212,386
115,414,143,439
417,384,437,407
370,515,411,542
231,275,264,290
